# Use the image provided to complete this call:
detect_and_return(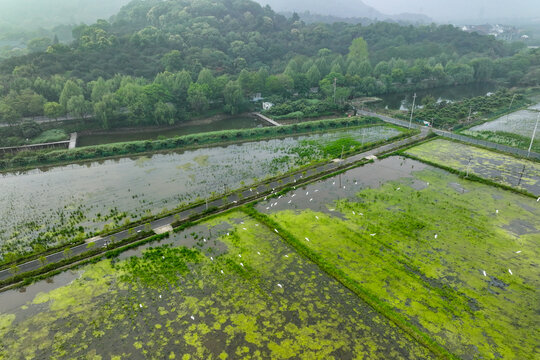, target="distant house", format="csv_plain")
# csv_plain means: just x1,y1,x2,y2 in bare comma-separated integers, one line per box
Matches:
262,102,274,111
310,87,319,93
251,93,263,102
